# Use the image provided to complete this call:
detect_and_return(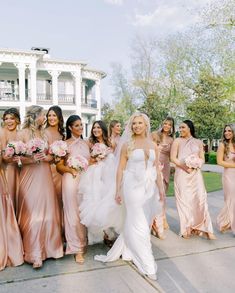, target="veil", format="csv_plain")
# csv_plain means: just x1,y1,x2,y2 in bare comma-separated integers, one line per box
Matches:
114,111,151,165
